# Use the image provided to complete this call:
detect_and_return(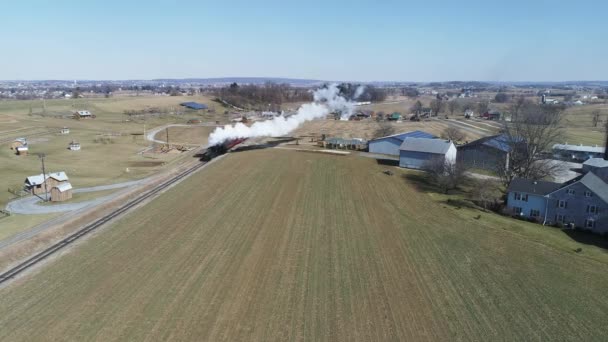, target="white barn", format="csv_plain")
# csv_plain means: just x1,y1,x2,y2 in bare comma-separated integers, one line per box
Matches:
399,138,457,169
